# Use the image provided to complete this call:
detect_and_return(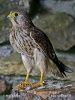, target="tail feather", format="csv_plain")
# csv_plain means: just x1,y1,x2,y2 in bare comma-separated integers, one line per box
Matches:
53,59,73,77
